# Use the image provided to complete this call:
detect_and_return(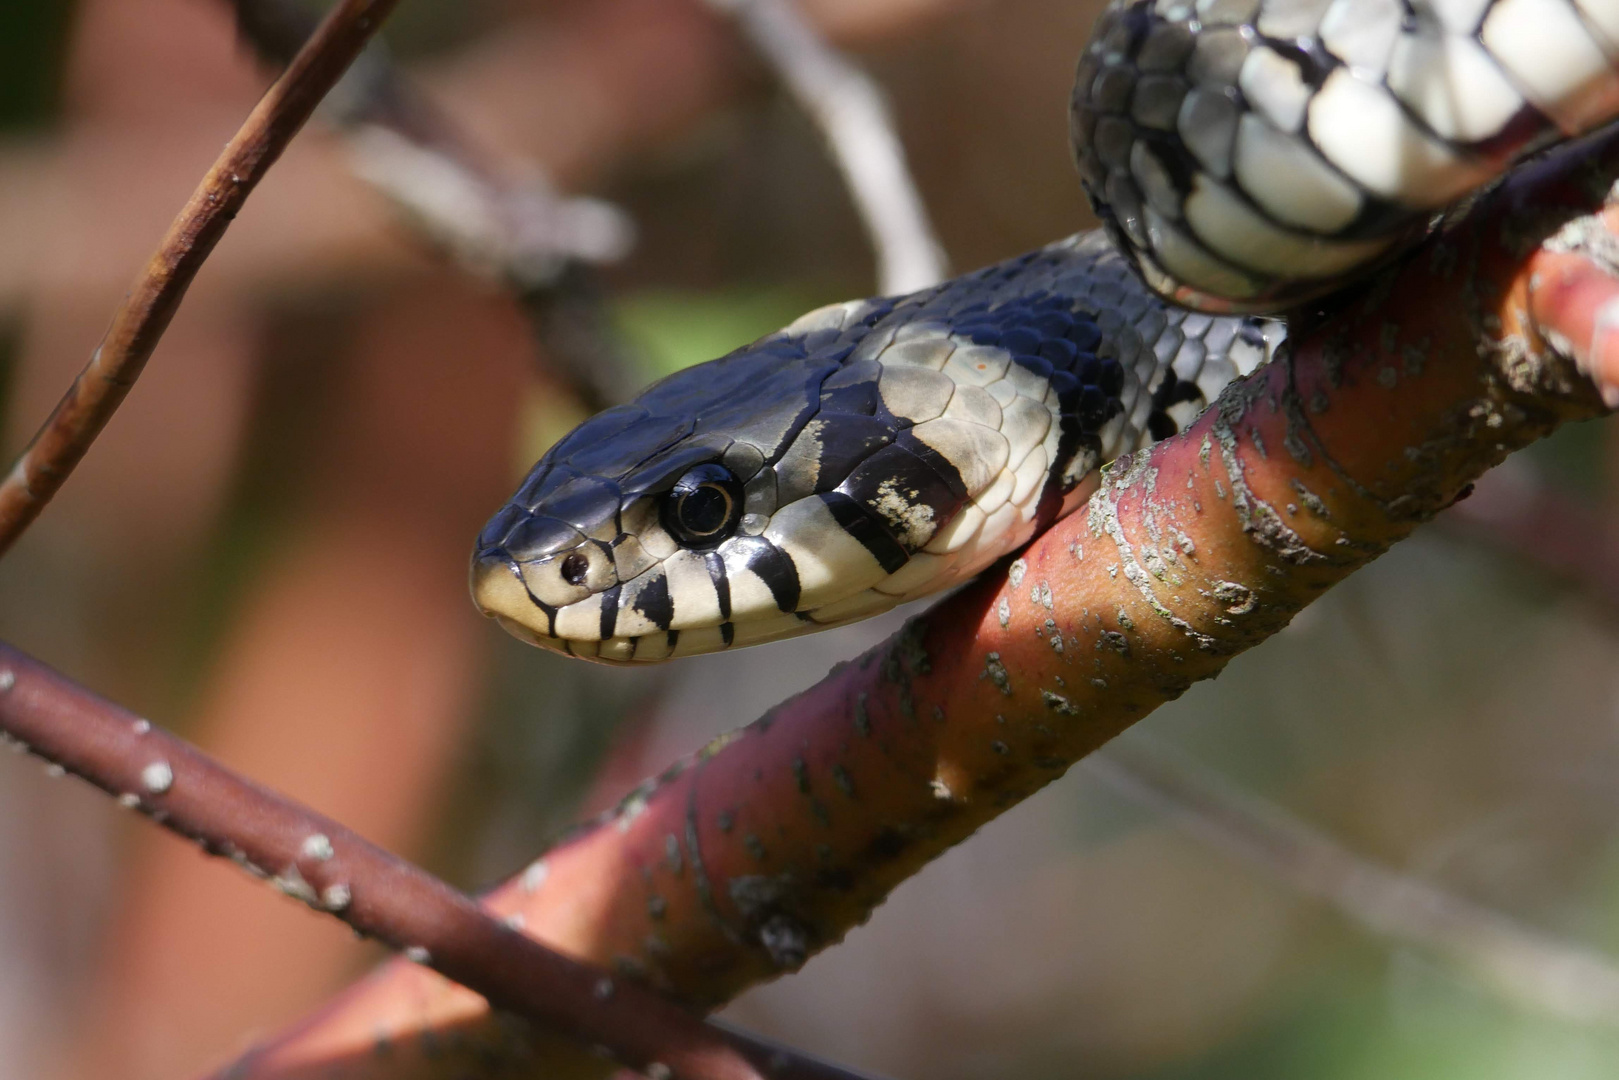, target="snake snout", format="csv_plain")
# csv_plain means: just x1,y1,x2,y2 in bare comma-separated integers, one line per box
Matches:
469,498,625,647
469,546,533,629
